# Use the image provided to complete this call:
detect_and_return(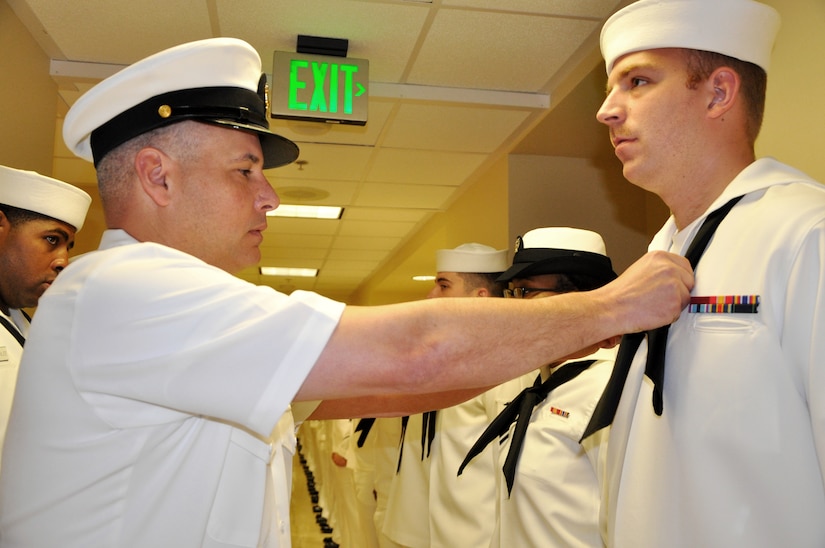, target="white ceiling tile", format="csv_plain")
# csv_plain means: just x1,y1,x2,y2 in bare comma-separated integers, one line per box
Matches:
263,247,330,261
266,257,325,269
383,103,531,153
317,268,370,280
21,0,211,63
367,148,486,185
268,179,360,206
442,0,621,18
321,259,380,273
266,217,341,236
408,9,598,91
343,207,429,223
318,261,378,278
259,233,334,250
338,219,417,238
355,182,455,209
327,248,388,261
273,142,374,181
333,235,403,251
